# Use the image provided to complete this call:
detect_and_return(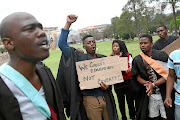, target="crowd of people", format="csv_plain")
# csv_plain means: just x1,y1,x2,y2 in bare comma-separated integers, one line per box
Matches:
0,12,179,120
